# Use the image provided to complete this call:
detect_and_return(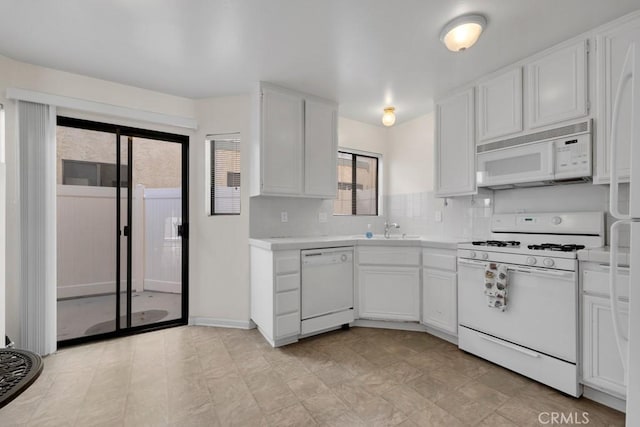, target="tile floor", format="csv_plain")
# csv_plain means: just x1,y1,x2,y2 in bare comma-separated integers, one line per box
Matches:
2,326,625,426
57,291,182,341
